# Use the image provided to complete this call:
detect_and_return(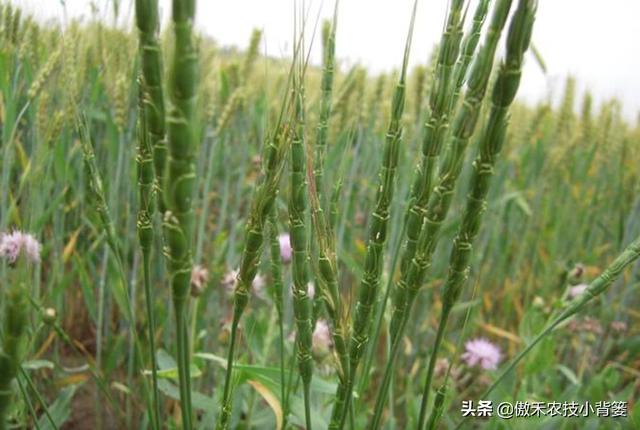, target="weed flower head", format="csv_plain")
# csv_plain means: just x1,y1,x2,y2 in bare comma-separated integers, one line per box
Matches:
567,316,603,335
434,358,450,380
312,319,333,358
567,263,585,285
461,338,502,370
610,321,628,333
278,233,292,263
290,281,315,299
190,265,209,297
221,268,266,297
252,272,267,298
0,230,41,264
568,283,588,299
221,268,240,294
